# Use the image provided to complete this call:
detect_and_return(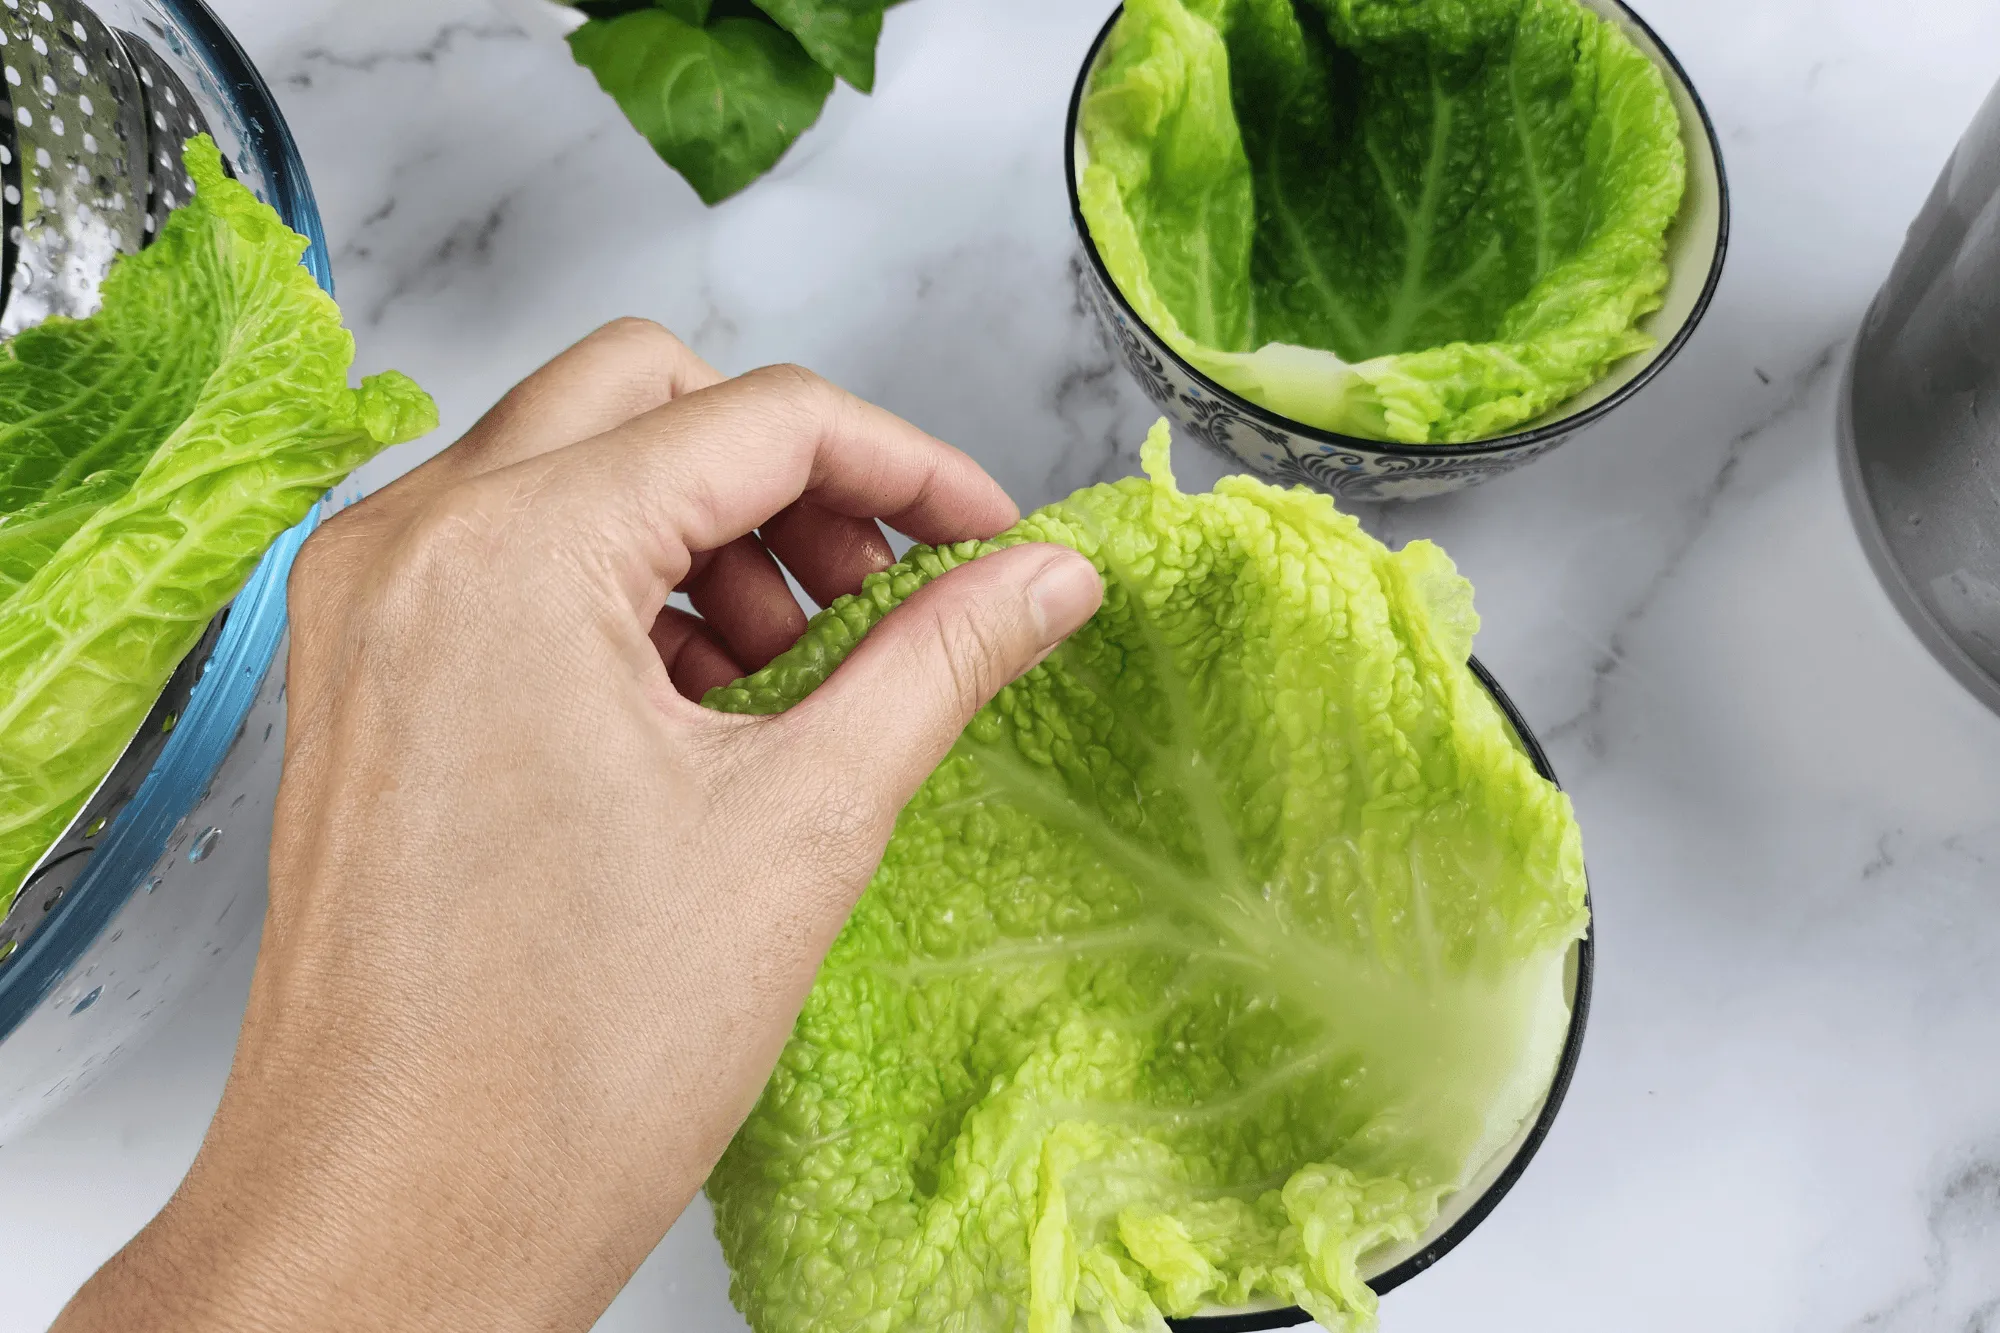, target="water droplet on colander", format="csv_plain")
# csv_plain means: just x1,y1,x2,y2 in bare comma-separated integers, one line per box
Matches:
0,939,15,966
144,877,161,895
82,814,104,837
187,827,221,863
69,986,99,1015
